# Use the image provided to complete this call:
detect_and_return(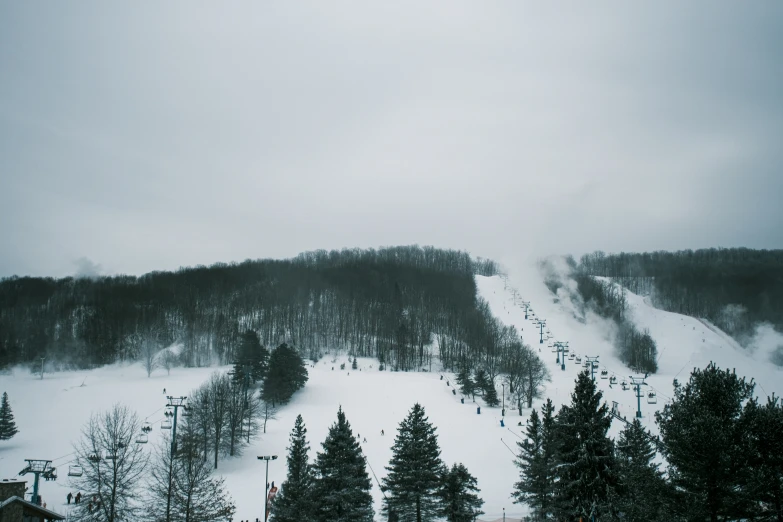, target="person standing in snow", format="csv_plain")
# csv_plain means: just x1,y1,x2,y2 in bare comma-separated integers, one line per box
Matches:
163,388,166,394
67,492,73,504
381,429,384,436
75,492,81,504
